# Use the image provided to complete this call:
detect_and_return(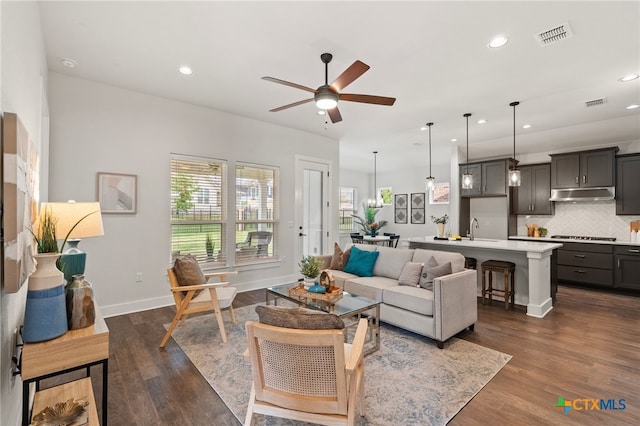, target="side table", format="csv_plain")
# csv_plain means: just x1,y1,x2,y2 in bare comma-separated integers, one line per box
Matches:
21,305,109,425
